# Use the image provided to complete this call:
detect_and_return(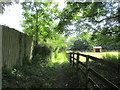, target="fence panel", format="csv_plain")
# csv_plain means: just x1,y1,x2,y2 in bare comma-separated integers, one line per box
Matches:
0,25,2,90
1,25,33,69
